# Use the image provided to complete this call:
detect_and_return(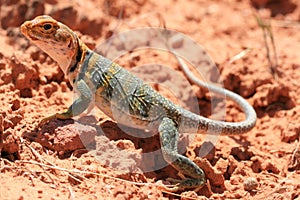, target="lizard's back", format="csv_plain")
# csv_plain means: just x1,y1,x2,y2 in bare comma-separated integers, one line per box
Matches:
83,50,184,131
